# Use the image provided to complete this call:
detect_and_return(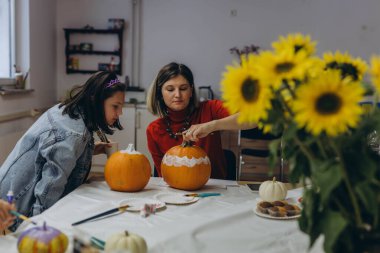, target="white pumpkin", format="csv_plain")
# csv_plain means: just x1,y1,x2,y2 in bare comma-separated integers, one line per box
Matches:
259,177,287,202
105,231,147,253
